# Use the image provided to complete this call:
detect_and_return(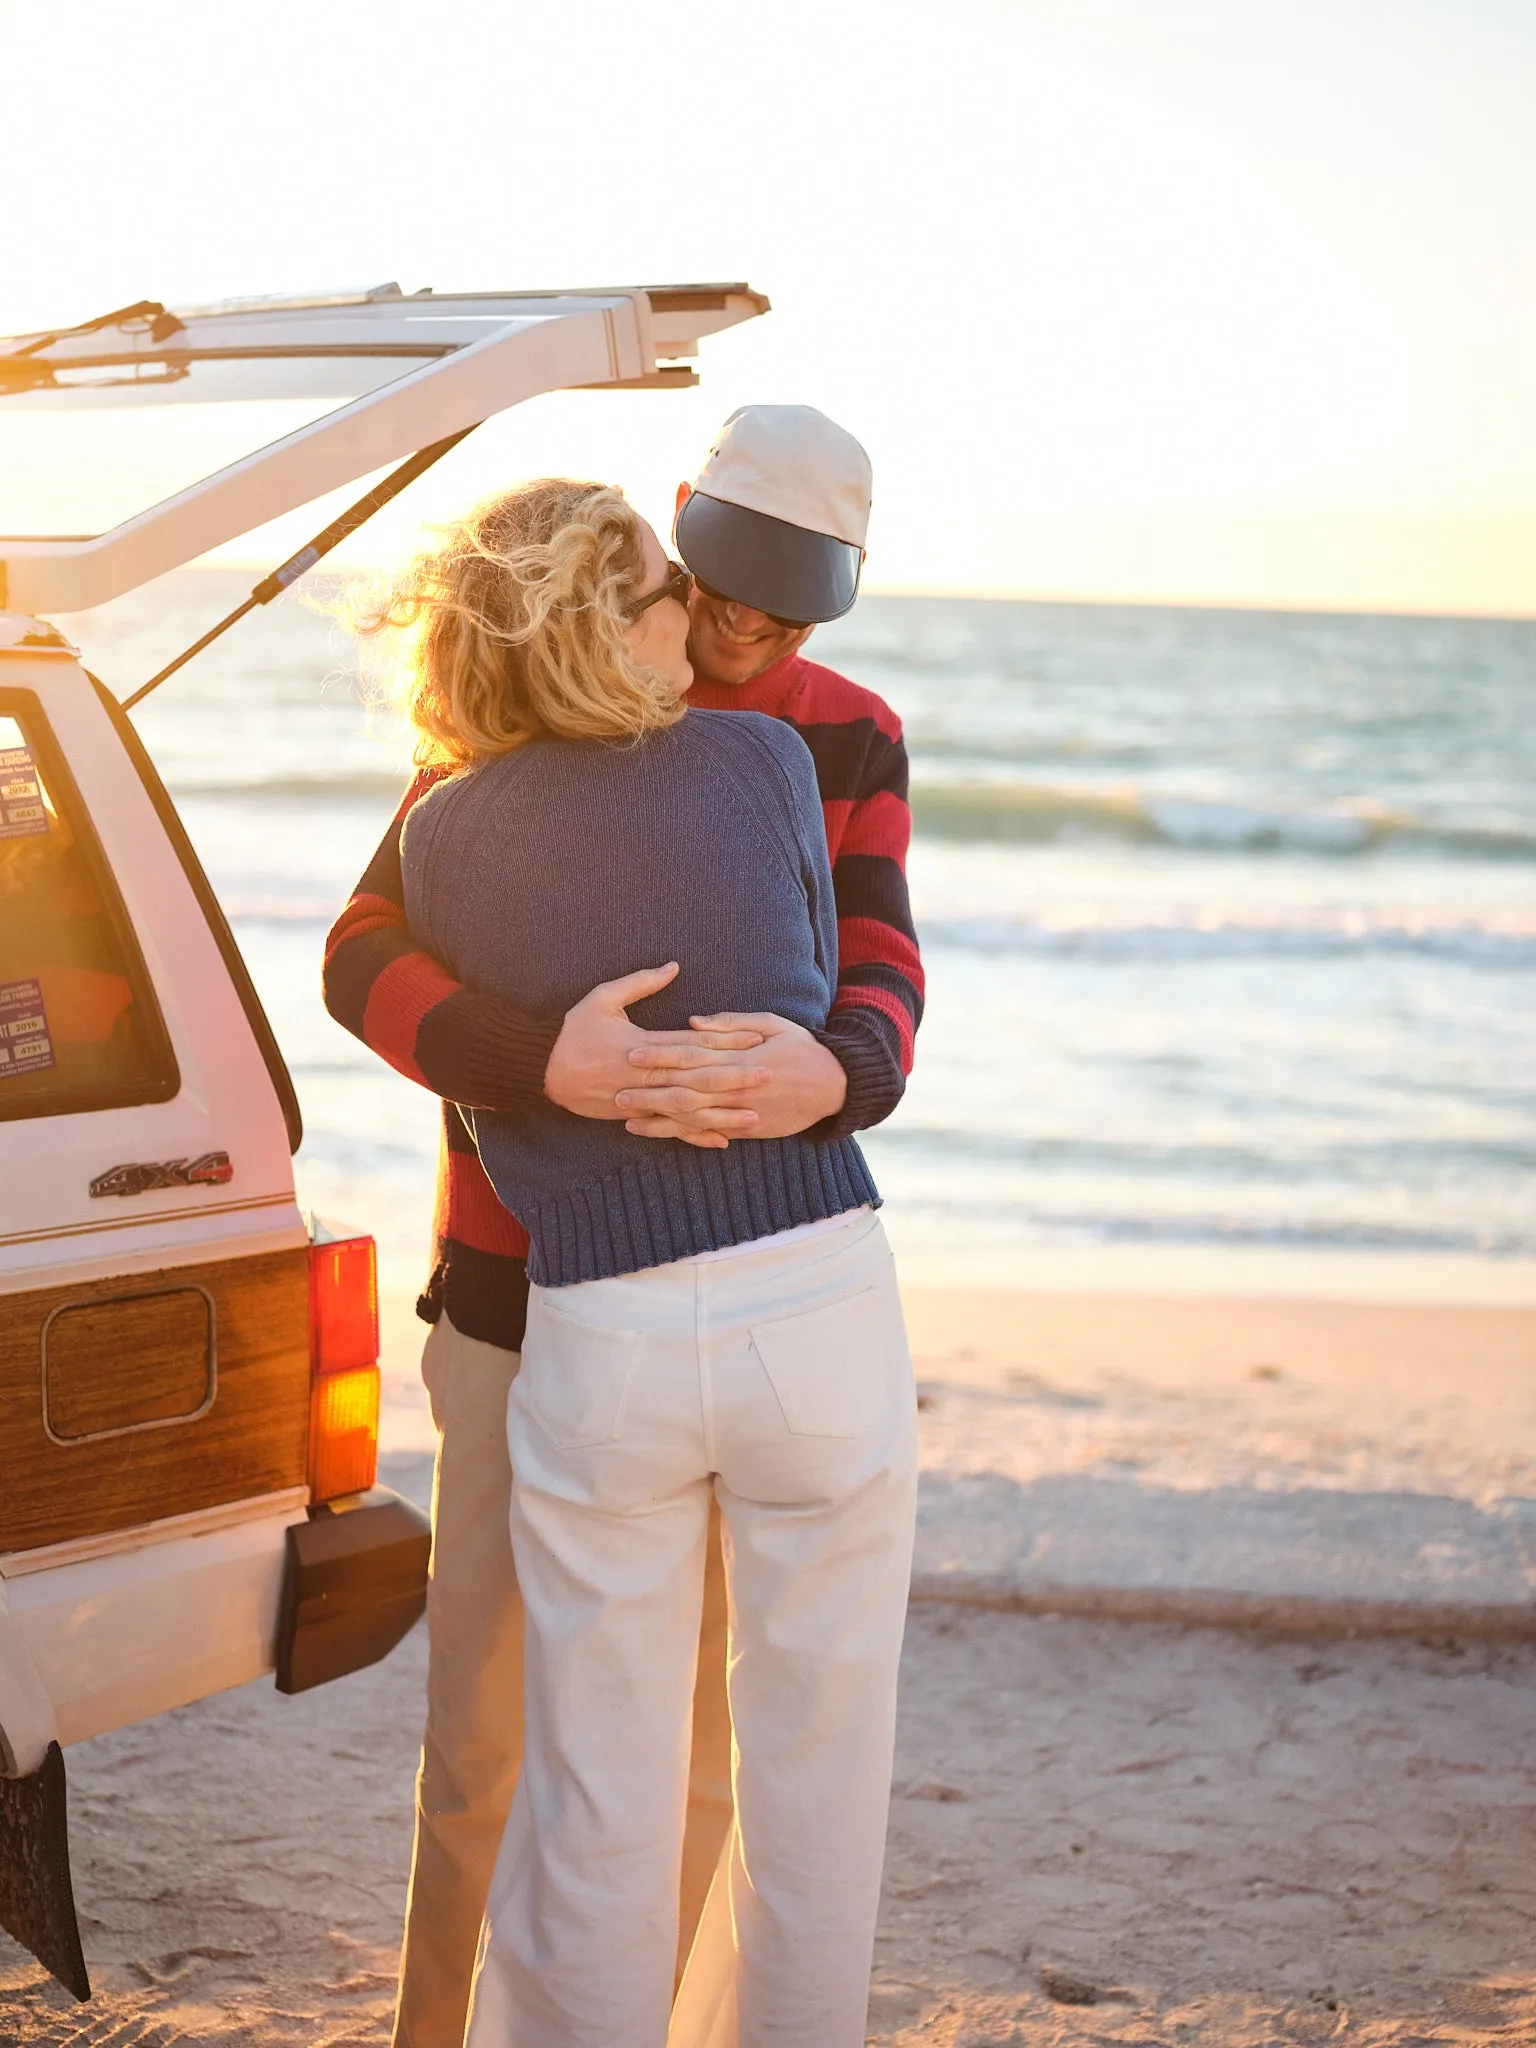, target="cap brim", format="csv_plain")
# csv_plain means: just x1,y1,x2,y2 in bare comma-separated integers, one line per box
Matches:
676,492,862,625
